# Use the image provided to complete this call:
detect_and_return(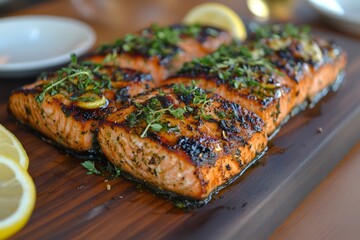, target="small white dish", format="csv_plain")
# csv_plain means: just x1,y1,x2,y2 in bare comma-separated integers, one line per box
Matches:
307,0,360,36
0,15,96,78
